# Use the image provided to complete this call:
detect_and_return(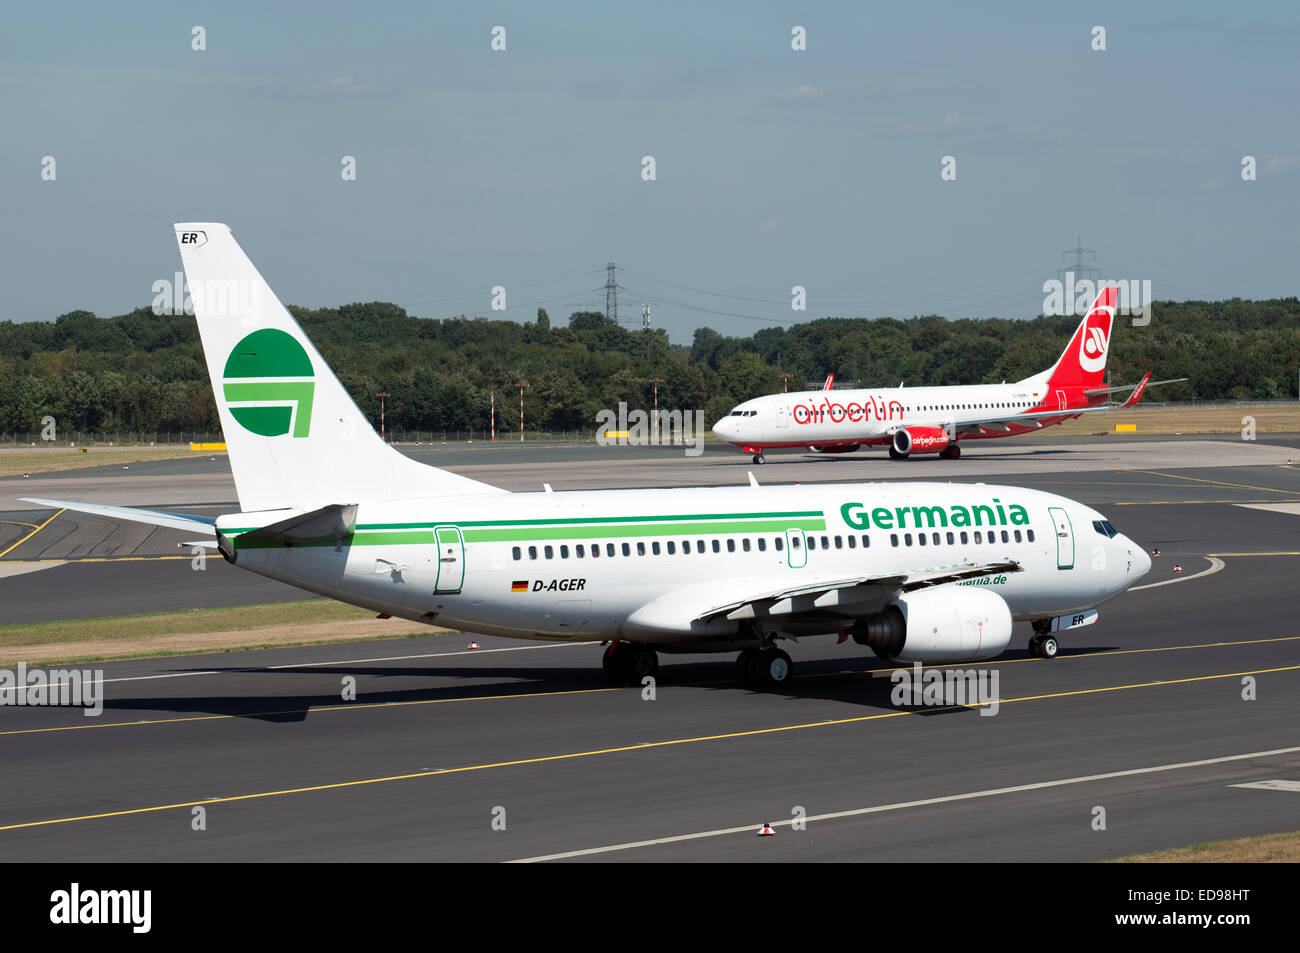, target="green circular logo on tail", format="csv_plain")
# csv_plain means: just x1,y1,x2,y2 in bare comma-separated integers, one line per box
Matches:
222,329,316,438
